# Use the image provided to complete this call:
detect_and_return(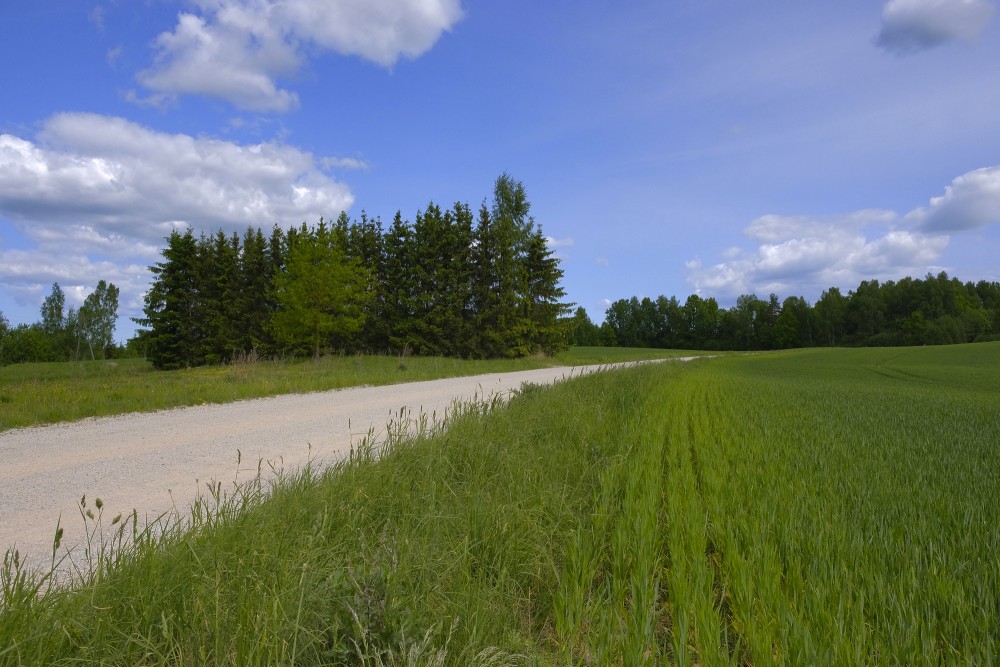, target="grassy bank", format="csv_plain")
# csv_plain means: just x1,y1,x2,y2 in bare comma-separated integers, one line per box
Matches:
2,344,997,664
0,346,695,431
